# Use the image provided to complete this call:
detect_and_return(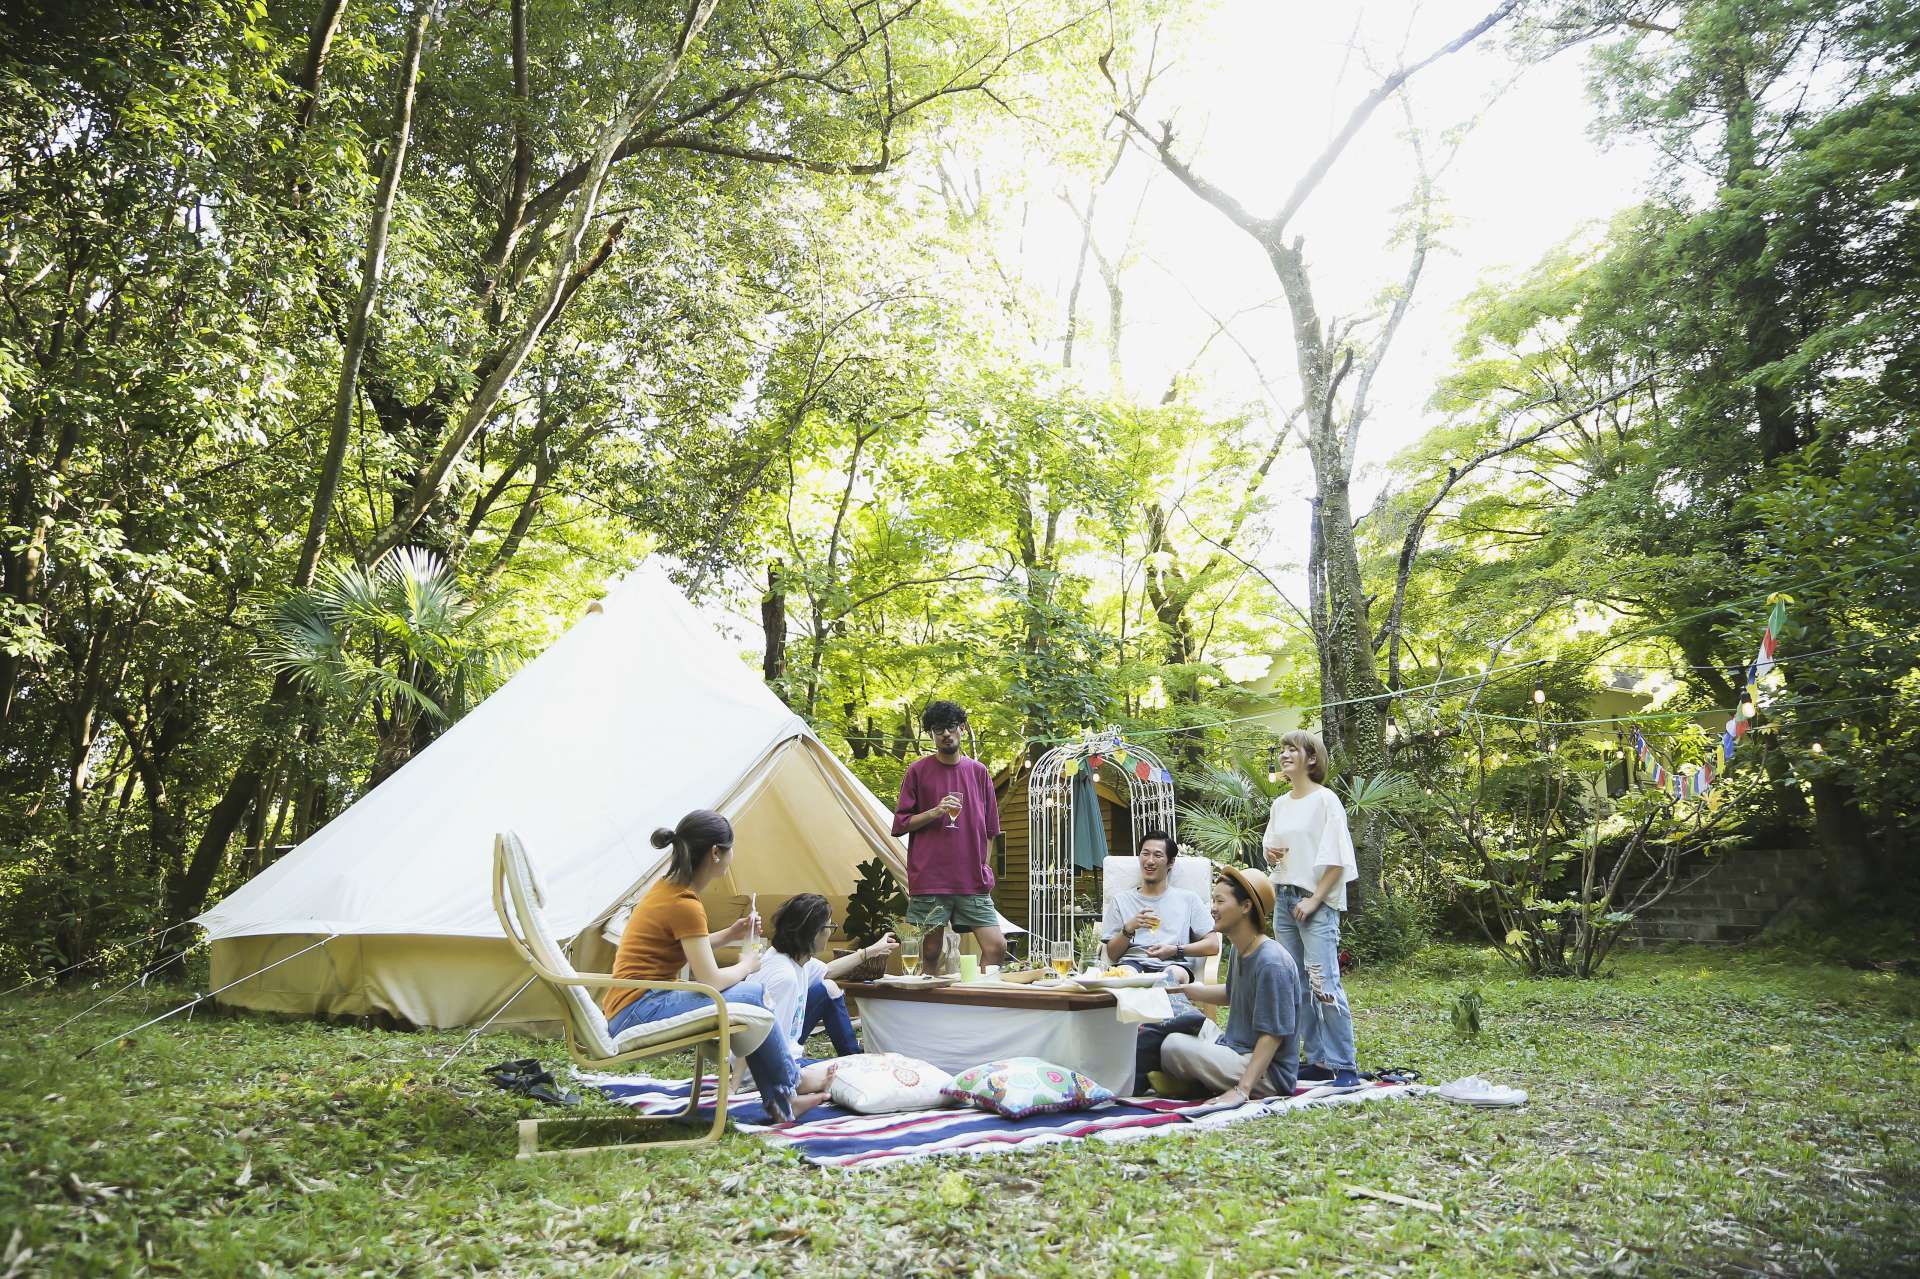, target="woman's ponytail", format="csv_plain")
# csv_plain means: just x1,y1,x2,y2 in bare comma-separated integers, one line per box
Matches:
657,810,733,883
